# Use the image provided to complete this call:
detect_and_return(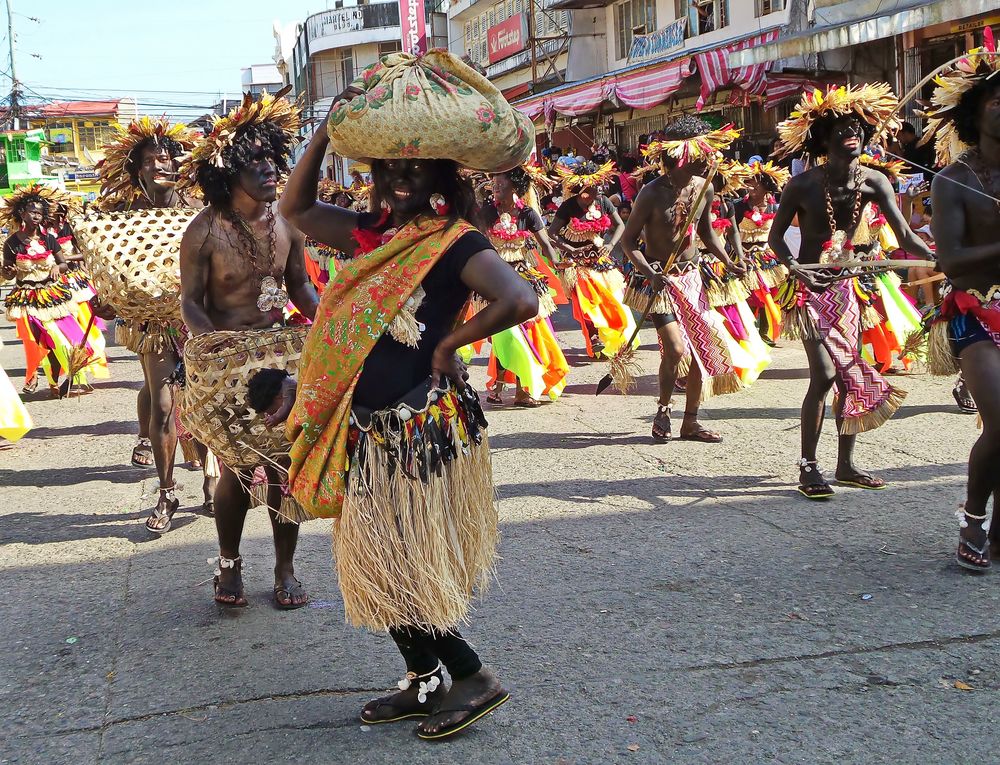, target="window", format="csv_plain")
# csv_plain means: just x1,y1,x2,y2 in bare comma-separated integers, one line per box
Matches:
7,139,26,163
378,40,401,56
76,122,116,152
337,47,355,93
756,0,783,14
677,0,728,37
614,0,656,61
